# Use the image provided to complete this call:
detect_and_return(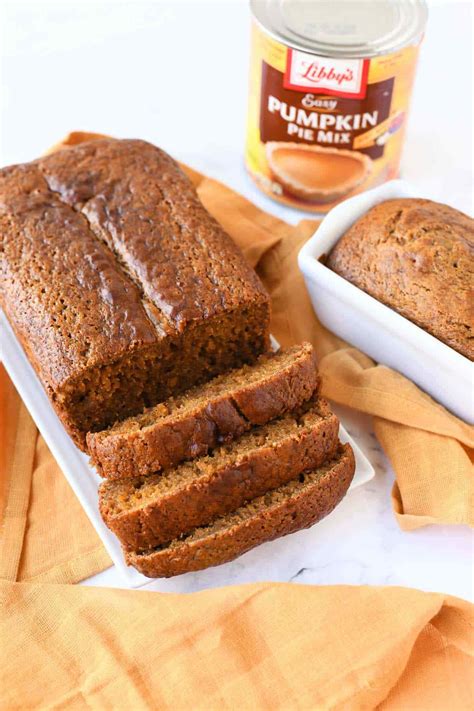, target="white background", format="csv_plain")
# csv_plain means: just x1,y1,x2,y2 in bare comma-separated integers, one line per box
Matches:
0,0,473,598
